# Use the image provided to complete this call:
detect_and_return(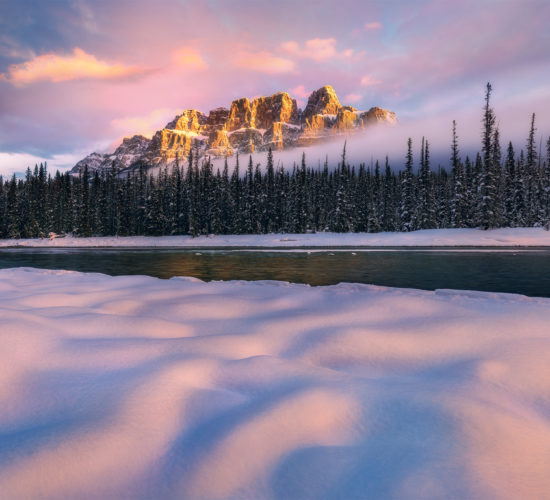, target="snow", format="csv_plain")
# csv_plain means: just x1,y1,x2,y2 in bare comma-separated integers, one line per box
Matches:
226,127,263,136
166,128,208,141
1,267,550,499
2,227,550,248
